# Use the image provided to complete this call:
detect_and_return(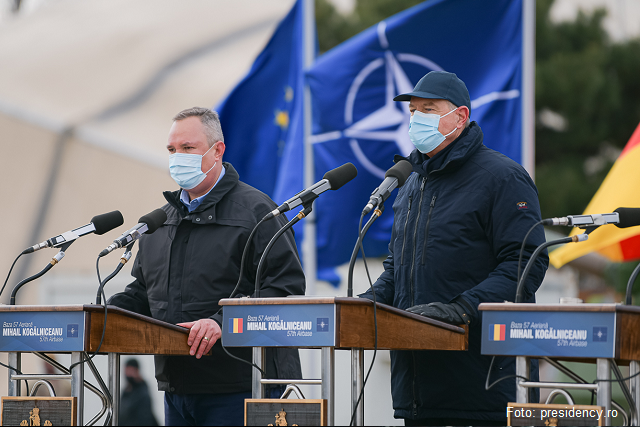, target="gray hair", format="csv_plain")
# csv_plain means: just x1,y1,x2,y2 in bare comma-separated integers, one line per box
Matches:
173,107,224,147
446,100,471,128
